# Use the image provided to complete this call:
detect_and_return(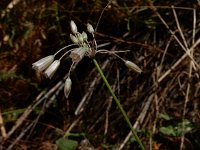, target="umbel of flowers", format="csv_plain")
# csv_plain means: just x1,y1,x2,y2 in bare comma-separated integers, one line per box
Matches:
32,20,142,98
